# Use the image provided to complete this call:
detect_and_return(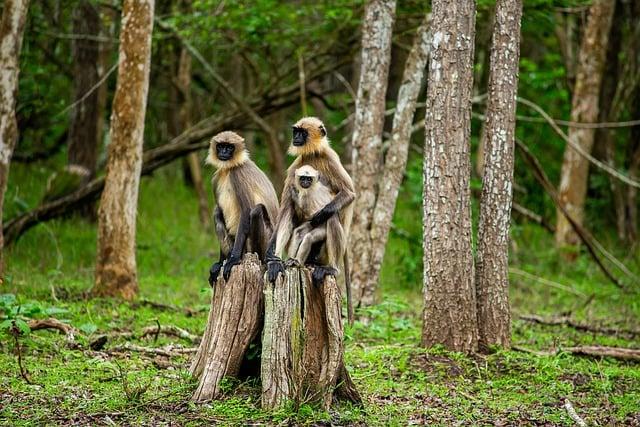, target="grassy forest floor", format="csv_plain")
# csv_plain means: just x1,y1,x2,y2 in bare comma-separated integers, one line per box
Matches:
1,163,640,426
